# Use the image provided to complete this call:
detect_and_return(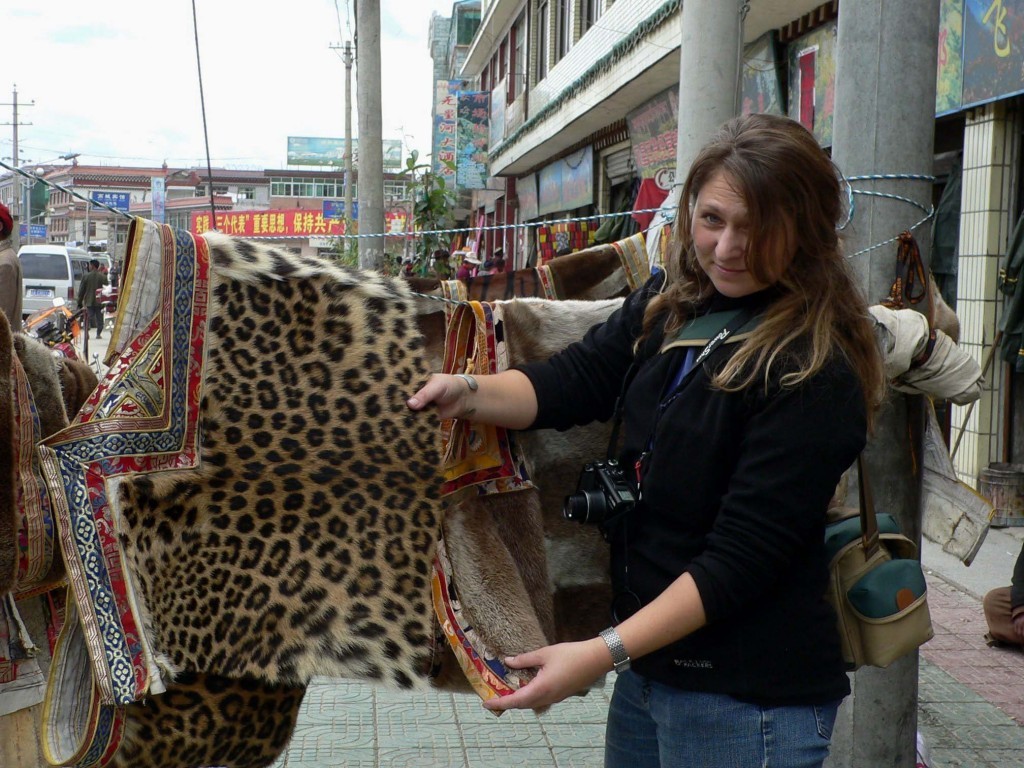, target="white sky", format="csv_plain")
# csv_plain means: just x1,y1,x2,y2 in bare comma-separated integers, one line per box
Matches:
4,0,457,171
